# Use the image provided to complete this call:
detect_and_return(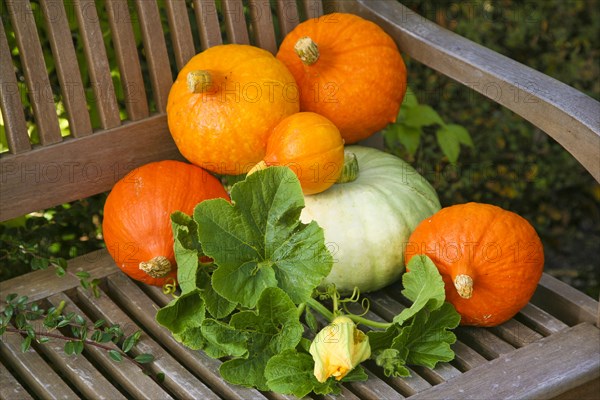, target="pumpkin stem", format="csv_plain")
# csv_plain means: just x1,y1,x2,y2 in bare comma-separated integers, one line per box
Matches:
294,37,320,66
139,256,172,278
454,274,474,299
247,160,268,176
187,70,214,93
336,152,359,183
